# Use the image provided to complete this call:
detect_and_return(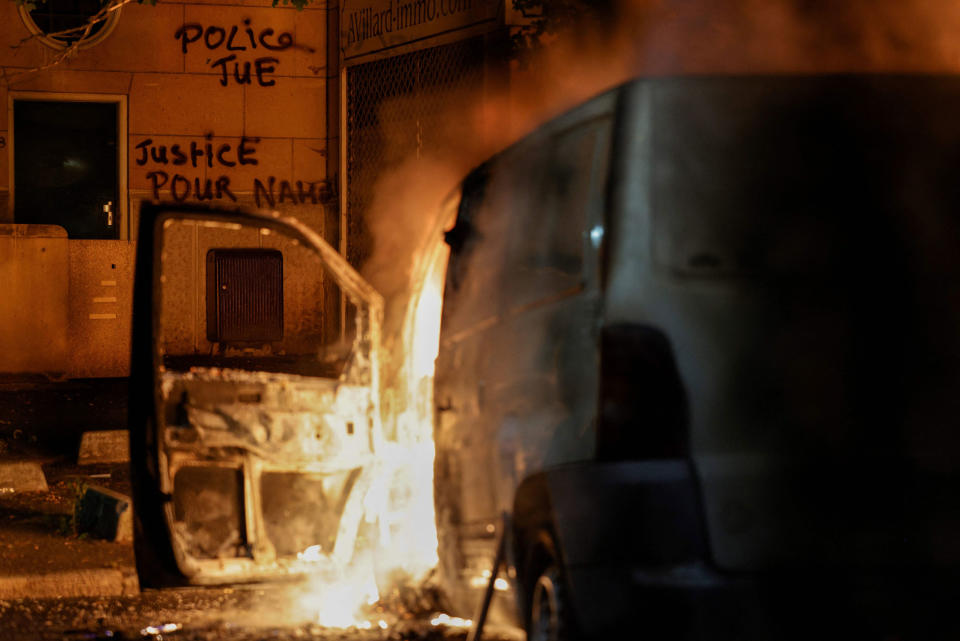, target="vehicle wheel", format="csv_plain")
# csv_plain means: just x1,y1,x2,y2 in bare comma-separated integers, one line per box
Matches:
525,538,580,641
